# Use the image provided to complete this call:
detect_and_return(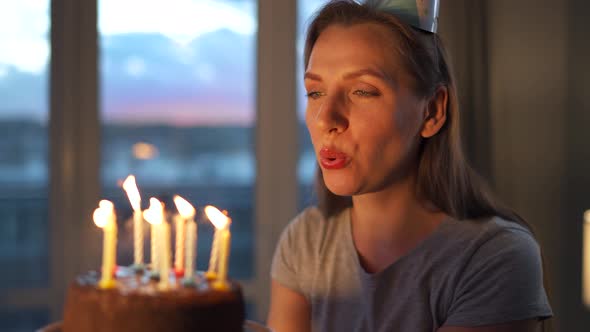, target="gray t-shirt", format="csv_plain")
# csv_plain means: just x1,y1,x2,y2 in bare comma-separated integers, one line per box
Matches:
271,207,553,332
